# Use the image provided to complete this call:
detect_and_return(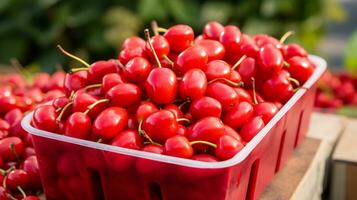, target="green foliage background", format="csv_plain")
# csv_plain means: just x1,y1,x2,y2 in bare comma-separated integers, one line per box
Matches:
0,0,344,72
